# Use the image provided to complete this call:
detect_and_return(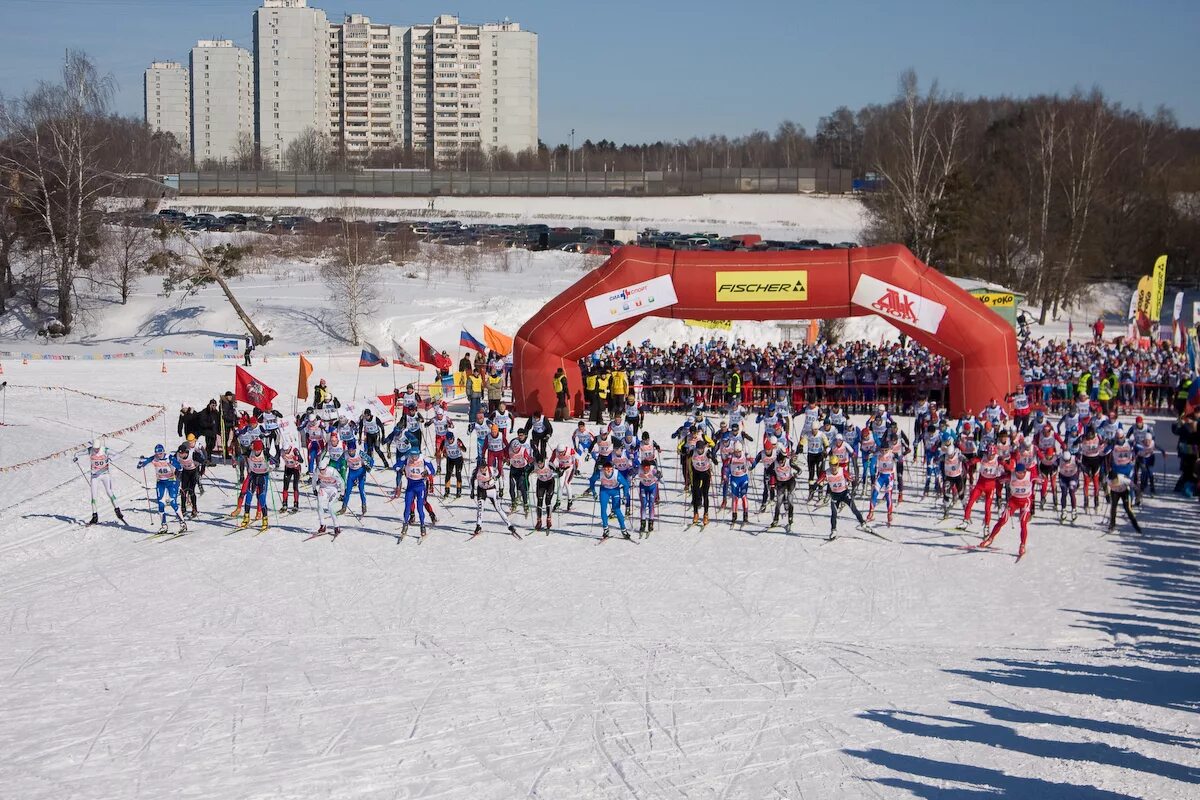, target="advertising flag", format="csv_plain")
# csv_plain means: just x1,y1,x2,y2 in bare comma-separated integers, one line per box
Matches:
1150,255,1167,324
